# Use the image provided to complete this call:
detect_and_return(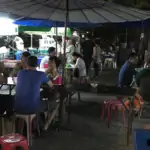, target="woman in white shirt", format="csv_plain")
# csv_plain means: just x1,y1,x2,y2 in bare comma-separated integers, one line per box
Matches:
72,52,86,77
40,47,55,69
